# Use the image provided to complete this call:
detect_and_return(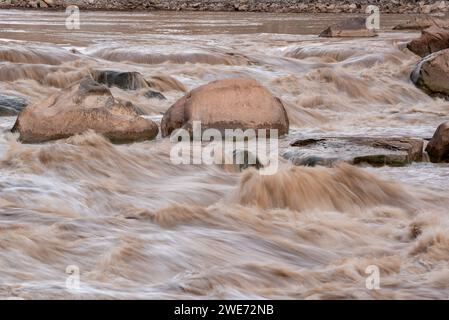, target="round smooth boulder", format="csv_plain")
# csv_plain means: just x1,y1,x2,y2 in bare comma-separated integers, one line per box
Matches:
426,121,449,163
411,49,449,97
160,78,289,138
12,76,159,143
